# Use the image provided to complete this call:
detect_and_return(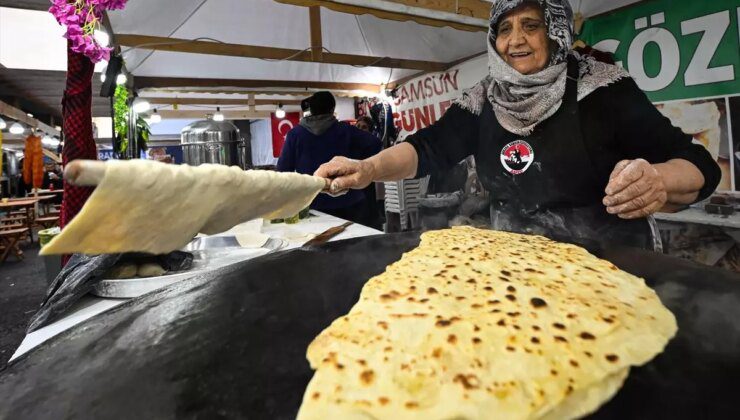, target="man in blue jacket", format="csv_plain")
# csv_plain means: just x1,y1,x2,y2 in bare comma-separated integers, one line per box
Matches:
277,92,382,226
